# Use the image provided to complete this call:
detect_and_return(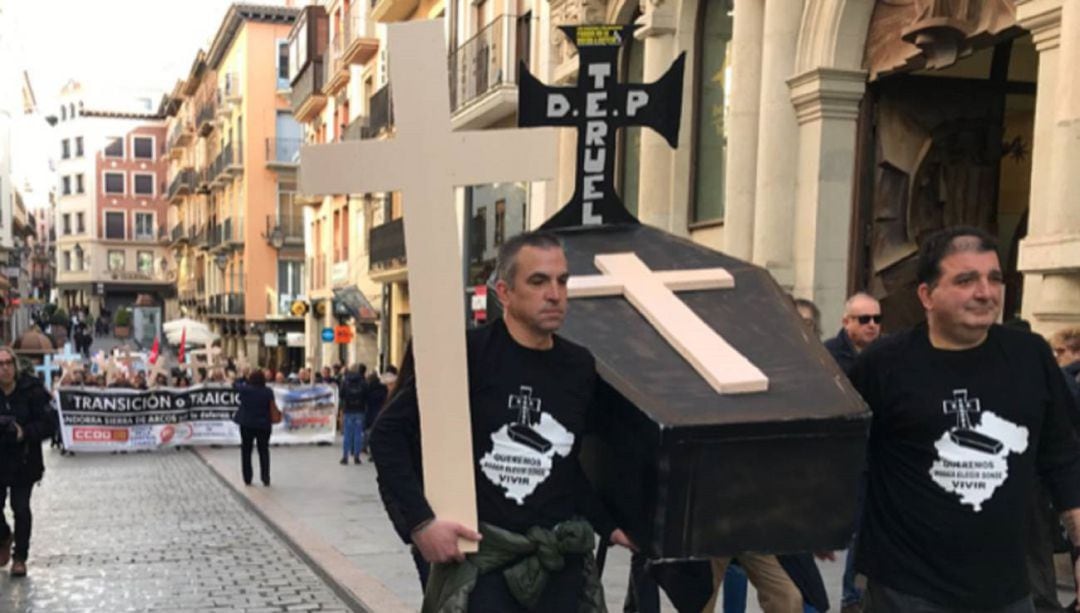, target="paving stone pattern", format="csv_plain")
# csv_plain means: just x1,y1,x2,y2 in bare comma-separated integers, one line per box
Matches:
0,449,354,613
